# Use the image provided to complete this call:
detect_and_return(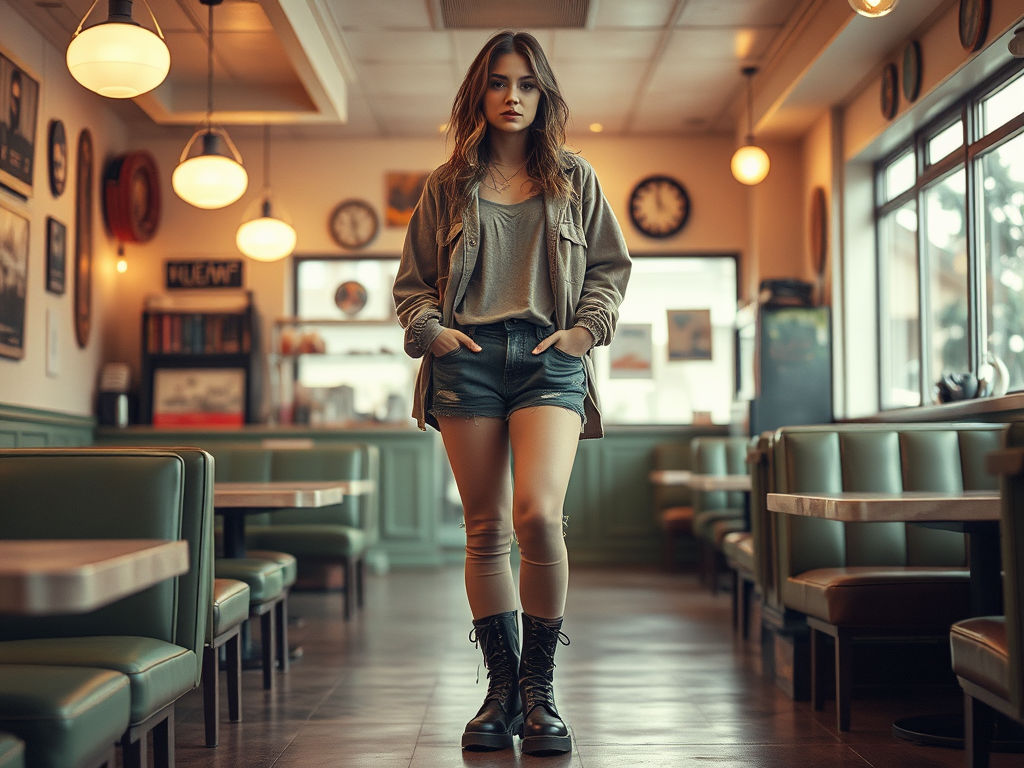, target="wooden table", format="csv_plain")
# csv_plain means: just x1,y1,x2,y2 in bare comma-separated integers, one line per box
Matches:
214,481,374,558
648,469,692,486
0,539,189,615
766,489,1005,749
688,474,752,493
